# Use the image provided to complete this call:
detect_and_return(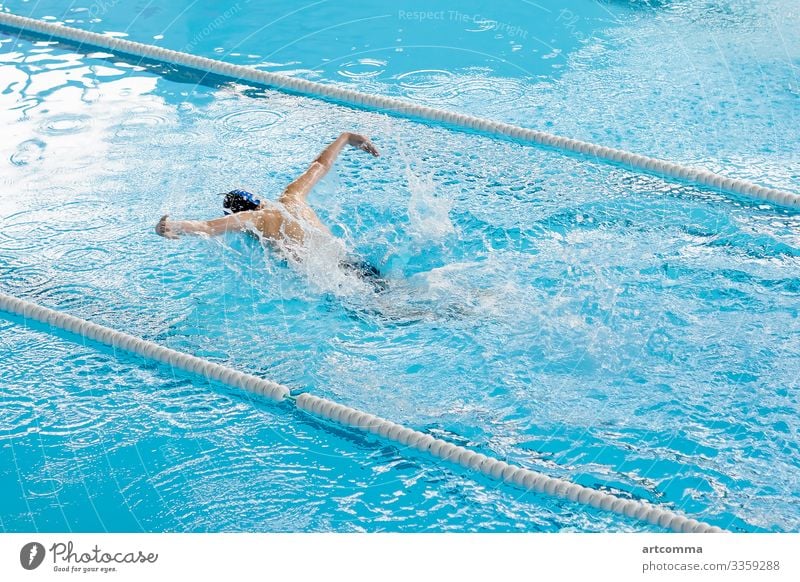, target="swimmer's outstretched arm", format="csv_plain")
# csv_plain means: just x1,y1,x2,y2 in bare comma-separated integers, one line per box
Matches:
155,211,259,239
279,132,379,206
